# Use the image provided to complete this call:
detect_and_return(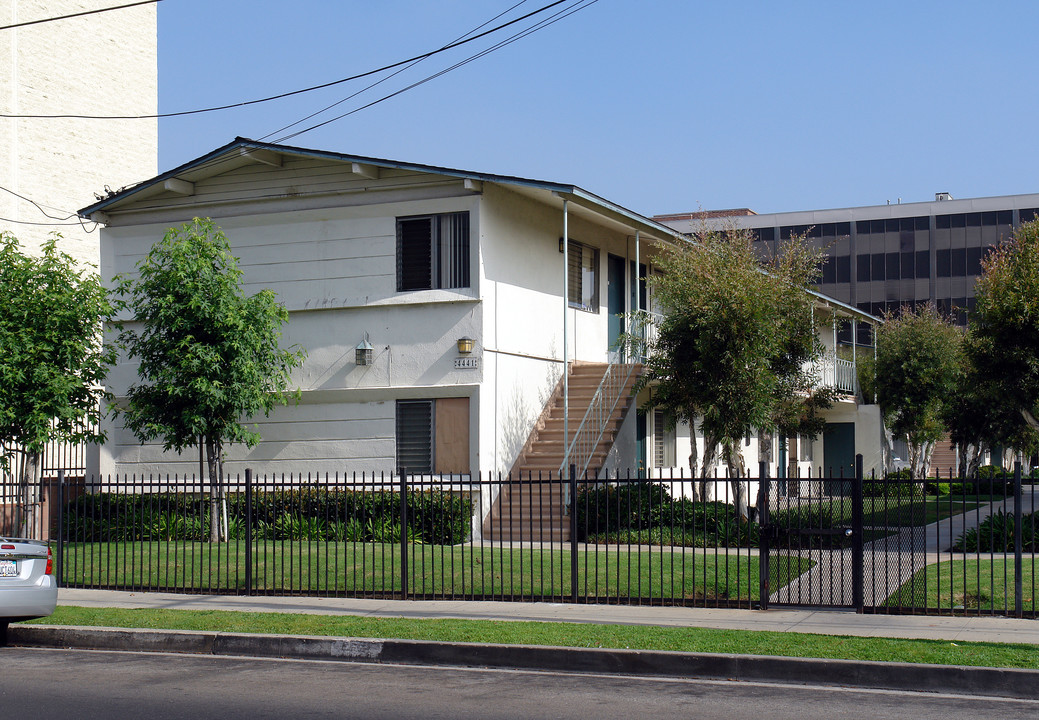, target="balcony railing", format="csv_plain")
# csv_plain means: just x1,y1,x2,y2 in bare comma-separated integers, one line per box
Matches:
813,356,858,395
